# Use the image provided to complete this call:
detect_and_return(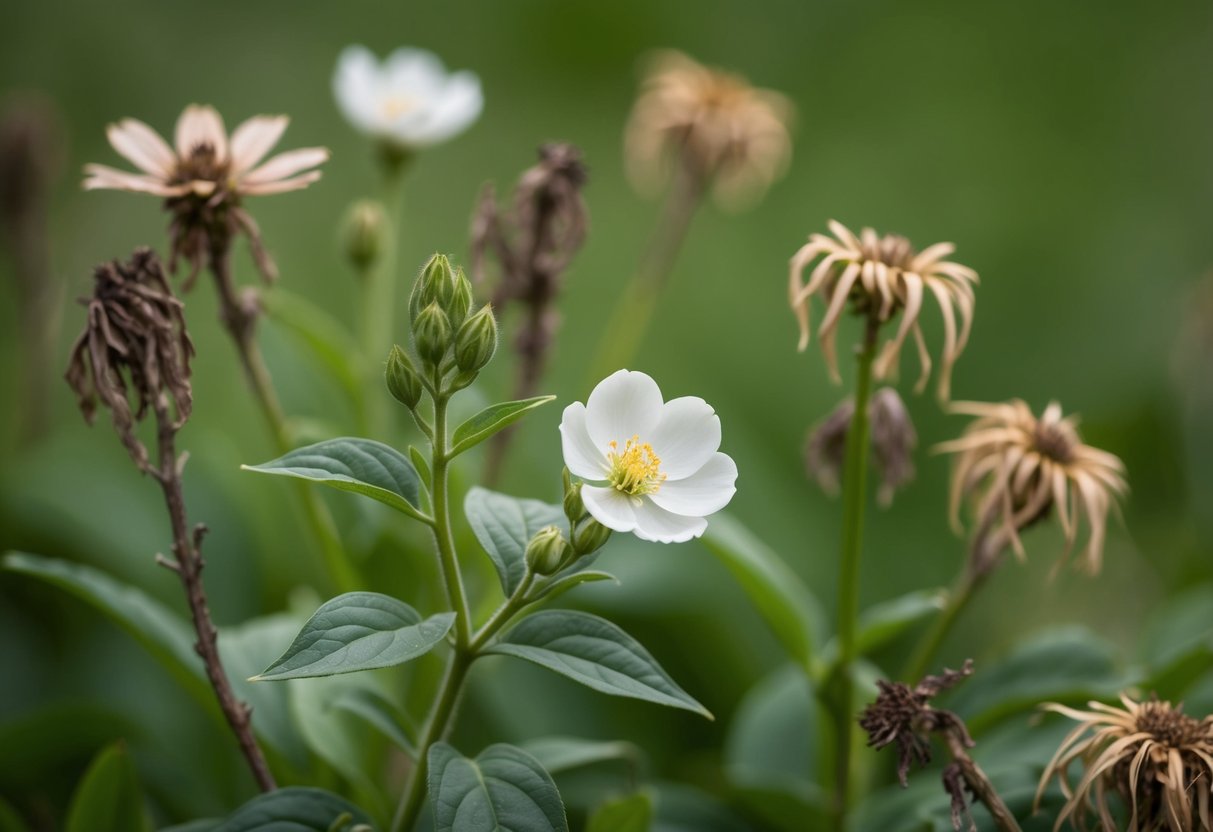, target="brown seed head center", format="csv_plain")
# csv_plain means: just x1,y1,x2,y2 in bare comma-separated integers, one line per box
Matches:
1032,421,1076,465
861,233,917,271
1135,702,1206,748
173,142,228,186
